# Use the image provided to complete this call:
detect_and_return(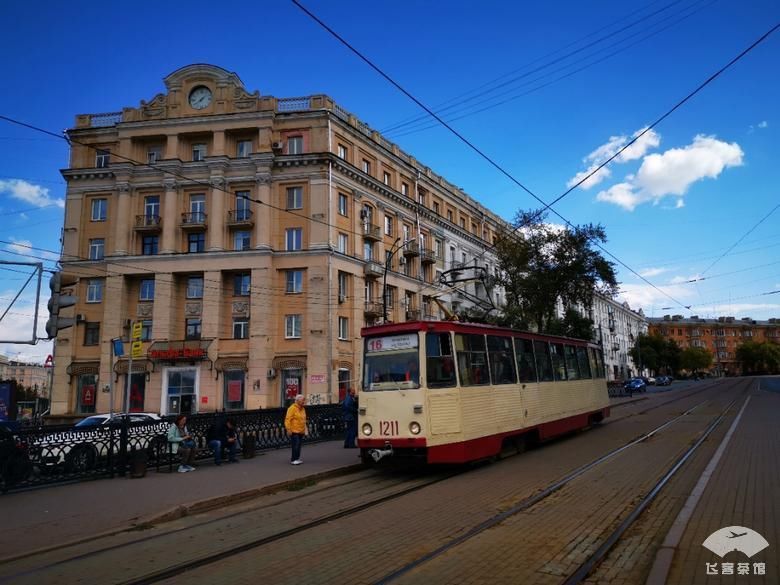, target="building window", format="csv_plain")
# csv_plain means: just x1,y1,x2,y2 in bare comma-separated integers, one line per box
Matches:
164,368,197,415
88,238,105,260
223,369,245,410
435,239,443,259
286,270,303,294
384,215,393,236
418,192,426,207
233,318,249,340
235,192,251,220
433,201,440,215
237,140,252,158
188,232,205,253
285,315,302,339
287,136,303,155
233,231,251,251
338,271,349,300
91,198,107,221
383,171,391,186
141,236,158,255
447,210,453,222
186,276,204,299
95,149,110,168
185,318,202,340
338,317,349,340
147,147,162,164
189,193,206,220
139,279,155,301
362,159,371,175
337,233,348,254
86,279,103,303
363,242,373,261
141,320,153,341
286,228,302,251
401,182,409,196
459,218,466,229
84,322,100,346
192,143,207,161
337,144,347,159
338,193,348,216
77,374,97,414
286,186,303,210
144,195,160,218
234,273,250,296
